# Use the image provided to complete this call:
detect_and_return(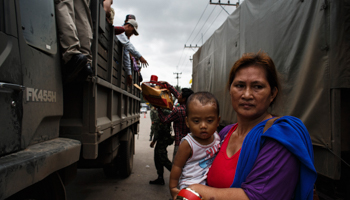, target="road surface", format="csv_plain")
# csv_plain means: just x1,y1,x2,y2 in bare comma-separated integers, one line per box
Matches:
66,111,174,200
